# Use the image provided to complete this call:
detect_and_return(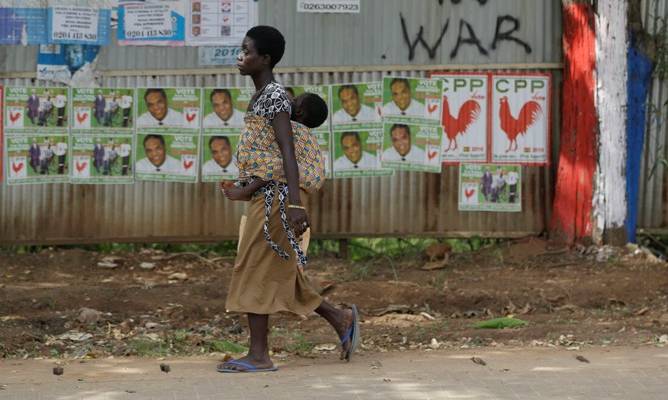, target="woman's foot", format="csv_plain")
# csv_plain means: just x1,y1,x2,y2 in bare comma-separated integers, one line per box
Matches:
336,307,355,360
217,354,275,372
